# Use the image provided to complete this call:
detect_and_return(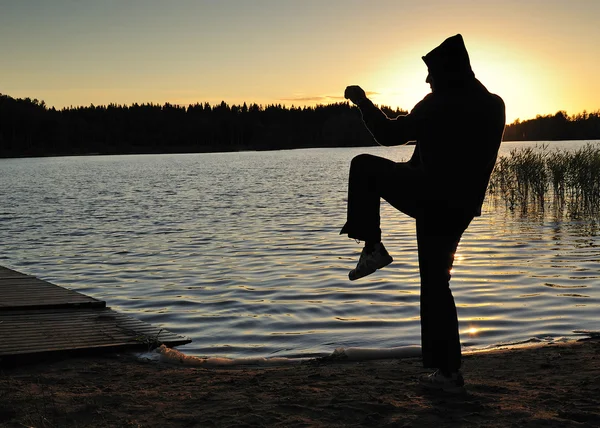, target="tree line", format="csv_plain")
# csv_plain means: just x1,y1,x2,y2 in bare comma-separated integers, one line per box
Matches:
1,93,599,158
0,94,392,157
503,110,600,141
